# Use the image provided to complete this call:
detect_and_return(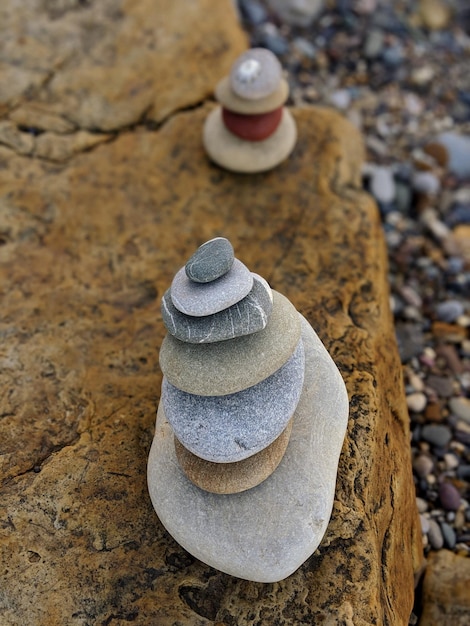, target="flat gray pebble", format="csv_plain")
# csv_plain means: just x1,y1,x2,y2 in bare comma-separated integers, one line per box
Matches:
162,274,273,344
427,519,444,549
440,522,457,549
421,424,452,448
185,237,234,283
171,258,253,317
160,290,301,396
436,299,465,323
162,339,305,463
